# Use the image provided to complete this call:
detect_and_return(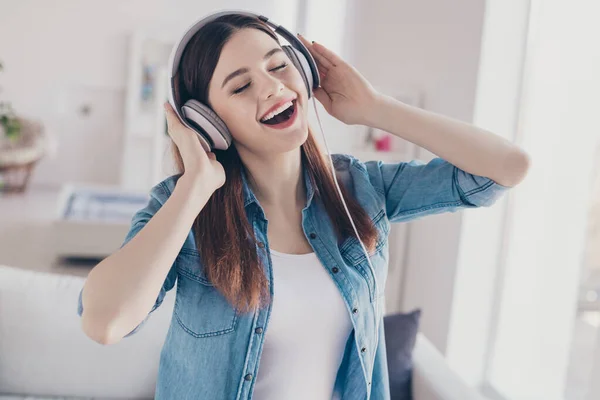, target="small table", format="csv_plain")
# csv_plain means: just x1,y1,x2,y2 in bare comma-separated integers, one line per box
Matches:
0,159,40,193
